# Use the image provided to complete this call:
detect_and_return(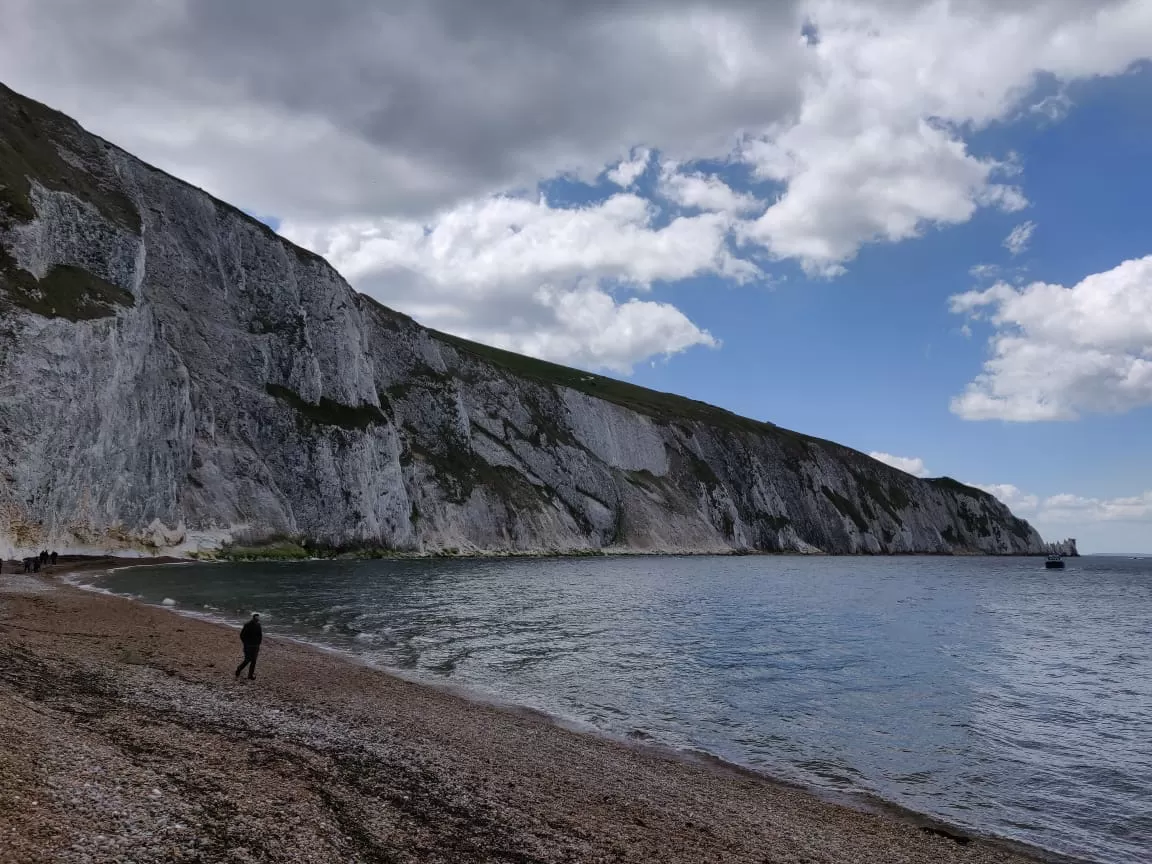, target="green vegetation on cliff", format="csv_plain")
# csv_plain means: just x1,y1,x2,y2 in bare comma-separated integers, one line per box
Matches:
0,256,134,321
265,383,386,431
433,329,796,440
0,82,140,233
